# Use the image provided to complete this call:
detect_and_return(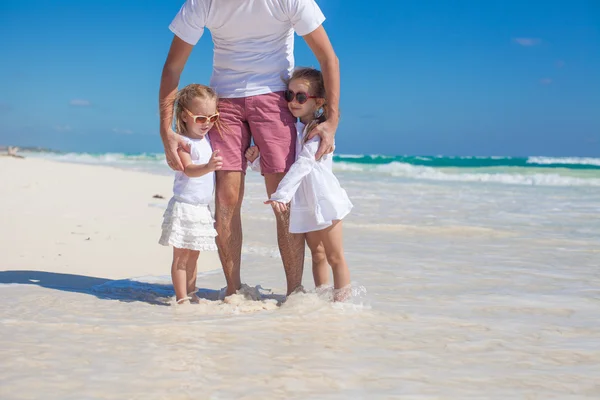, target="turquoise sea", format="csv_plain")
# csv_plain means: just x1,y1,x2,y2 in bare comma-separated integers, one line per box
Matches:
21,151,600,187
